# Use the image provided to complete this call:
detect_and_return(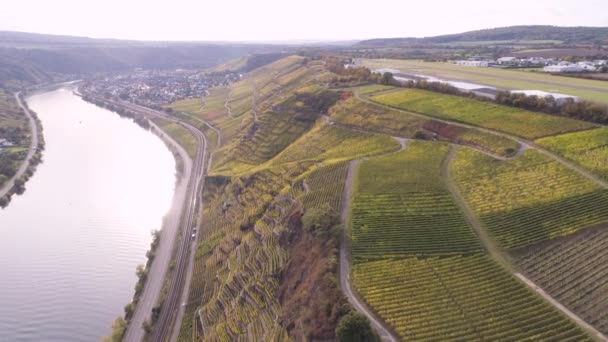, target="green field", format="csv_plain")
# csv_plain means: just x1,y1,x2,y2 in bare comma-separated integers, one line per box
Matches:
536,127,608,181
360,59,608,103
371,89,594,139
452,148,608,248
